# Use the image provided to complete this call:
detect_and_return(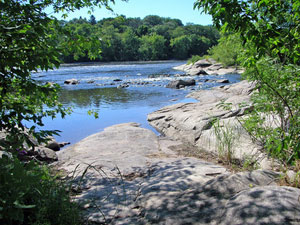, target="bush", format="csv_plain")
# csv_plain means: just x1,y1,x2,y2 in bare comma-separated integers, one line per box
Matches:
0,156,82,225
187,55,203,65
208,33,243,67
